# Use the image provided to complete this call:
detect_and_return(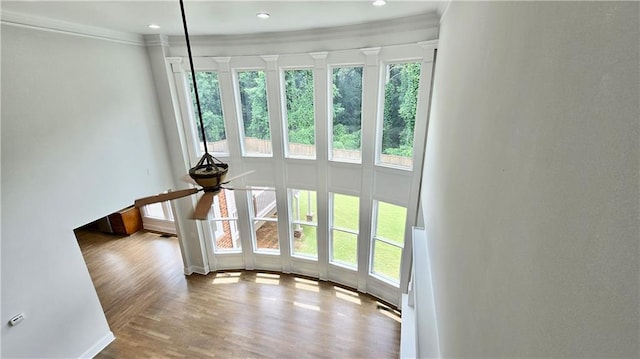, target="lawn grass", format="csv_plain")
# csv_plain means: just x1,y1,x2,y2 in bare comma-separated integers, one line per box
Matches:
290,190,407,282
